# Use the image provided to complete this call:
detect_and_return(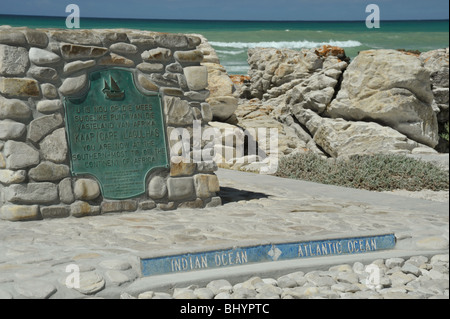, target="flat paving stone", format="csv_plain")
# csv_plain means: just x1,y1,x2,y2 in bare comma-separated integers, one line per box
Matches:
0,168,448,299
